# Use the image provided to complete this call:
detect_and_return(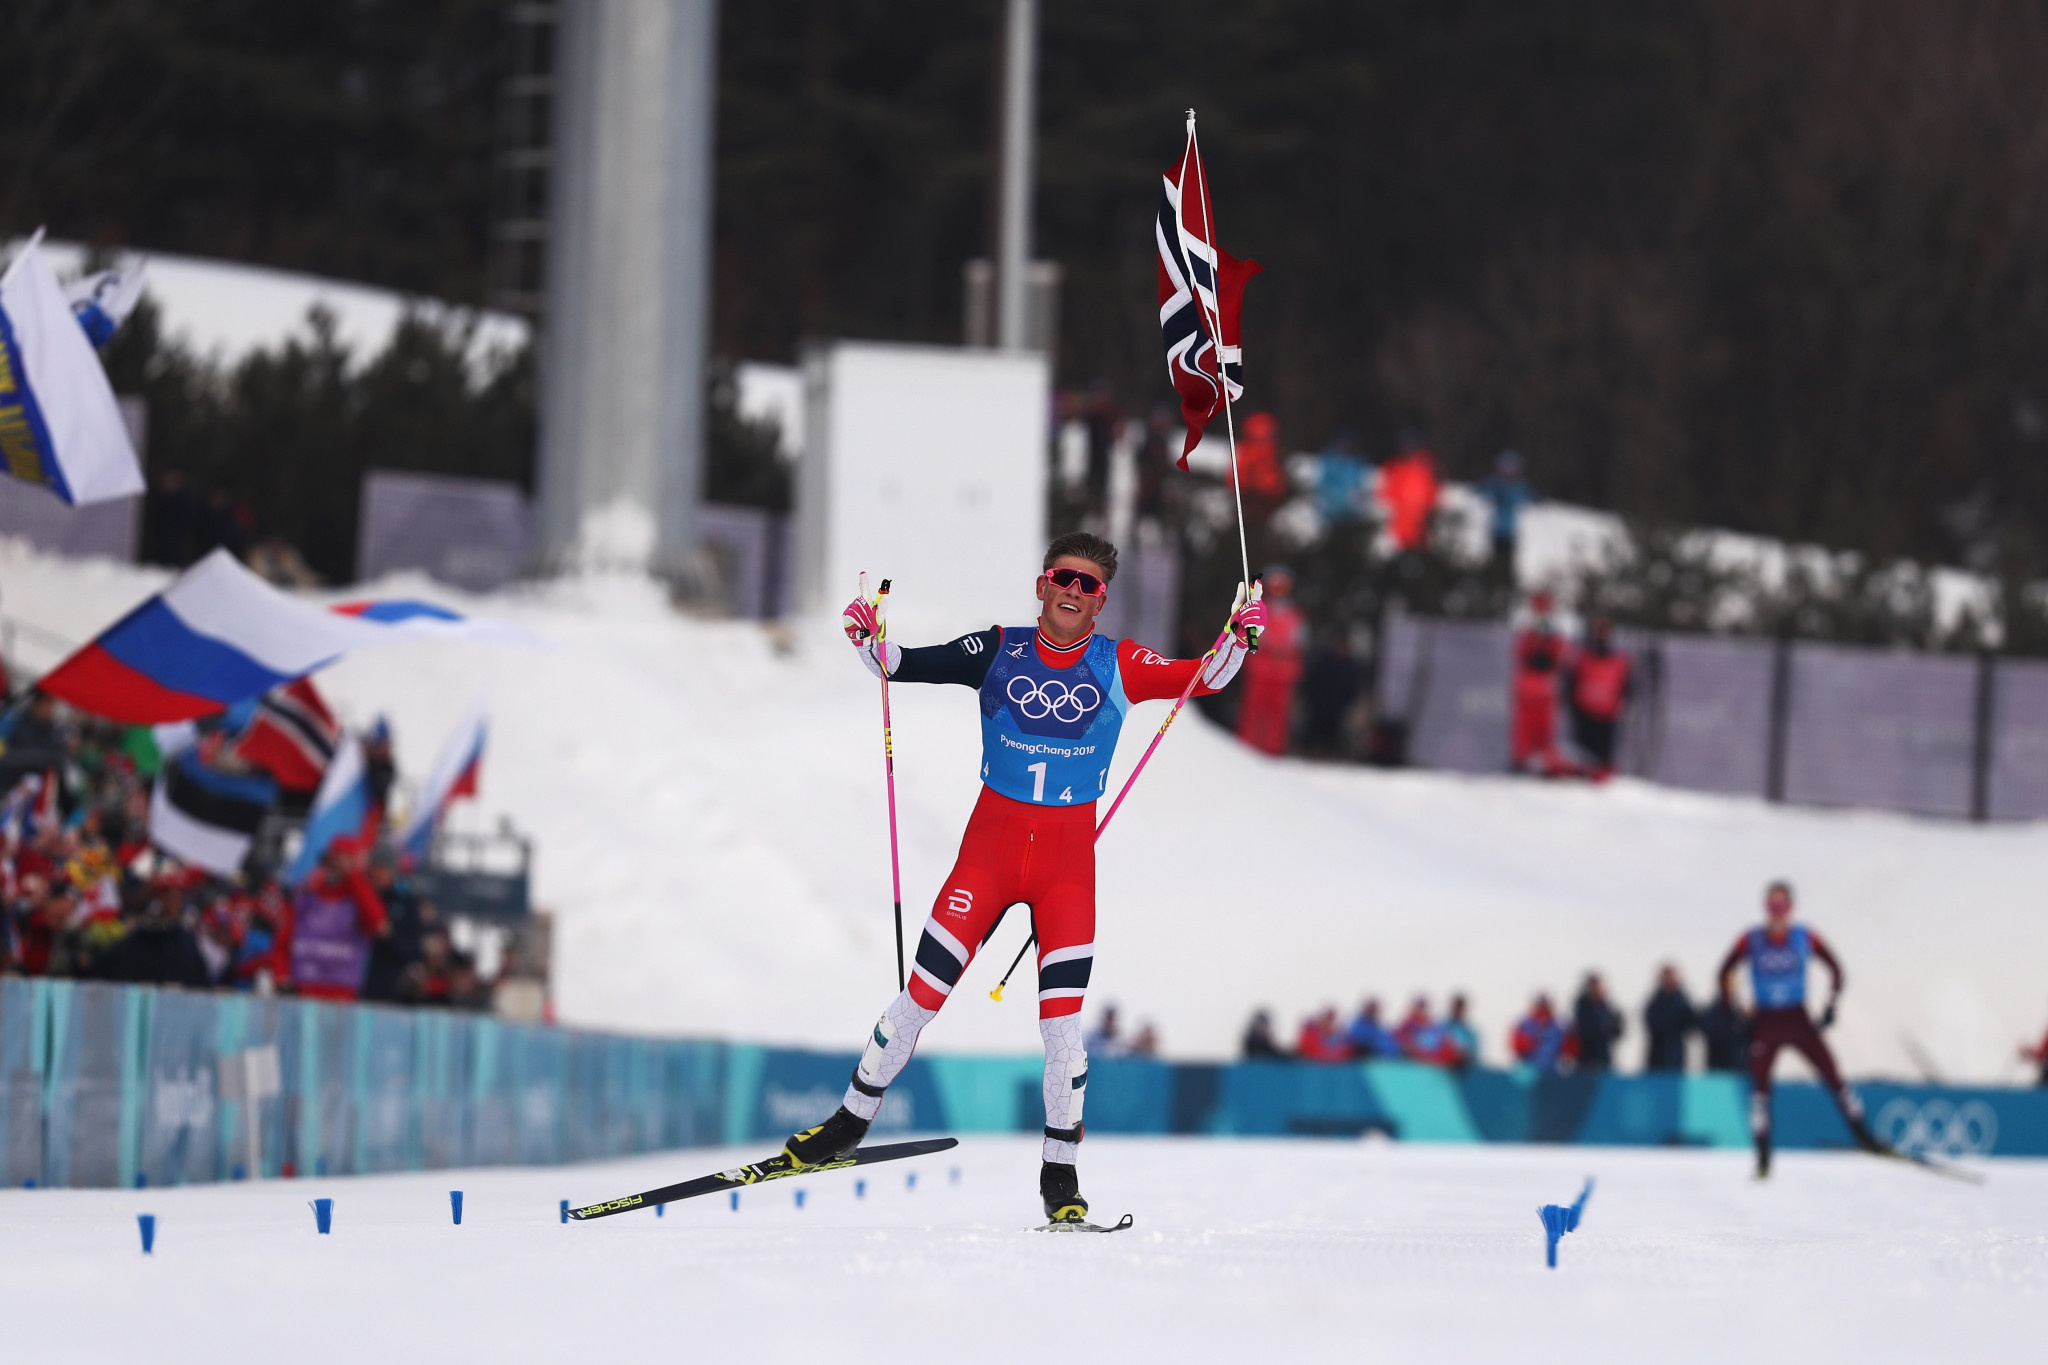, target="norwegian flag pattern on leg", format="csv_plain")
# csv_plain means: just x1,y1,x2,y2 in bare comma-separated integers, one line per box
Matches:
1157,123,1262,468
